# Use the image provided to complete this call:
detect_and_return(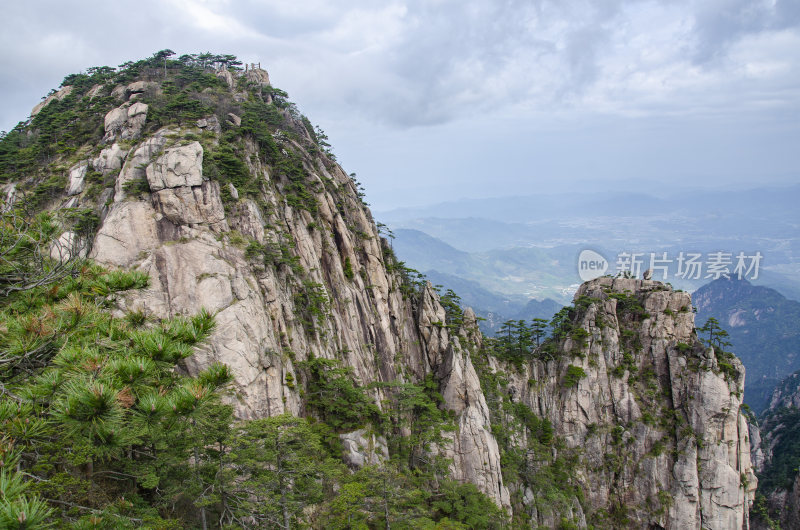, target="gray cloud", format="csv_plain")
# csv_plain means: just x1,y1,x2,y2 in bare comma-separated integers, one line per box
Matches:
2,0,798,129
692,0,800,63
0,0,796,209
